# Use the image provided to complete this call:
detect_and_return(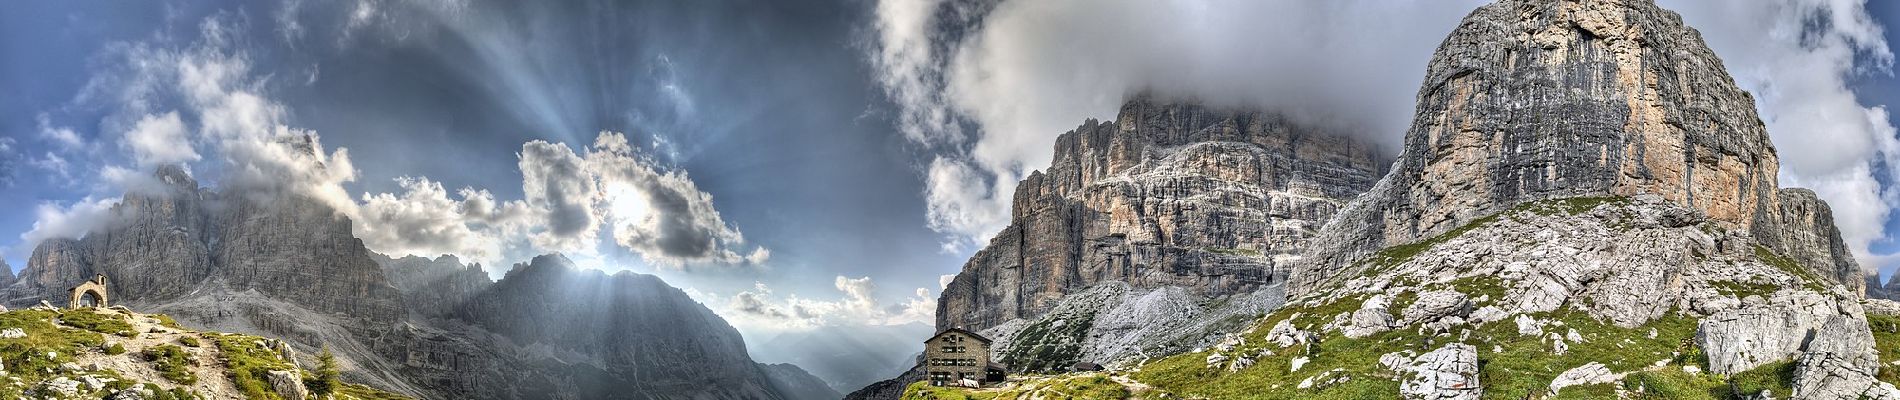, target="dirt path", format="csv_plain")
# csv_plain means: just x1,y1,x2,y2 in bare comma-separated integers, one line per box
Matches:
67,308,245,399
